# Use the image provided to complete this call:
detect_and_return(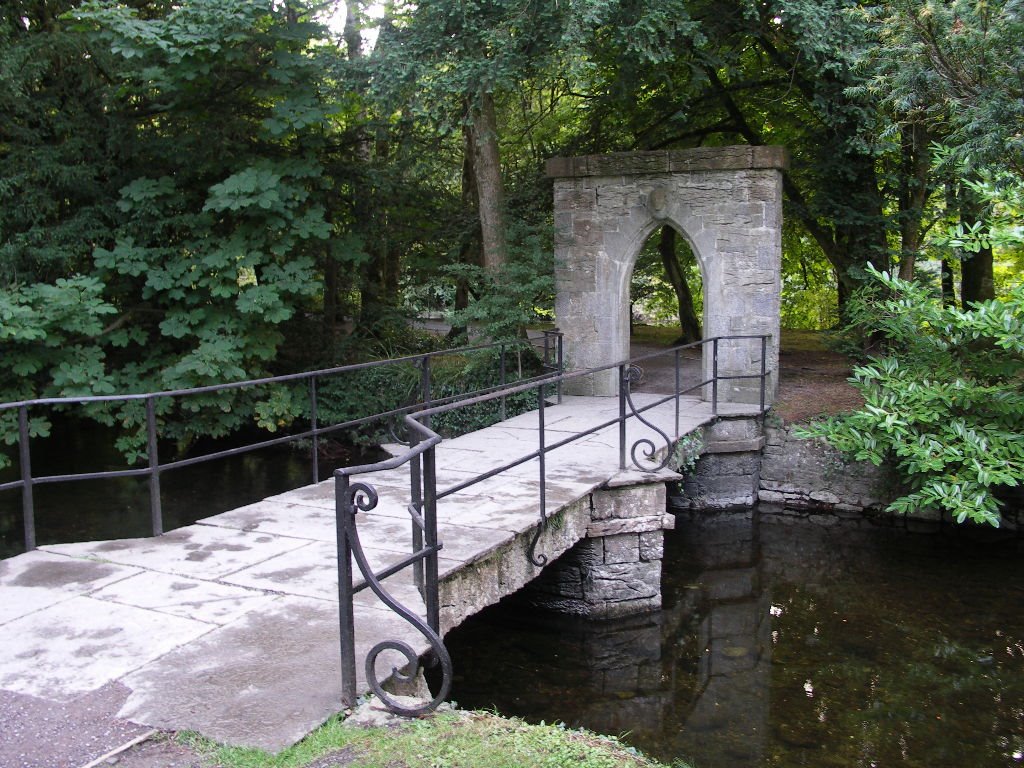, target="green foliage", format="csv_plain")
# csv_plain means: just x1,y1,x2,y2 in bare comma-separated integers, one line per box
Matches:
798,266,1024,526
630,234,702,328
928,148,1024,267
0,0,354,463
314,362,423,447
857,0,1024,176
445,237,555,343
781,224,839,330
670,430,704,477
429,348,546,438
308,344,544,447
